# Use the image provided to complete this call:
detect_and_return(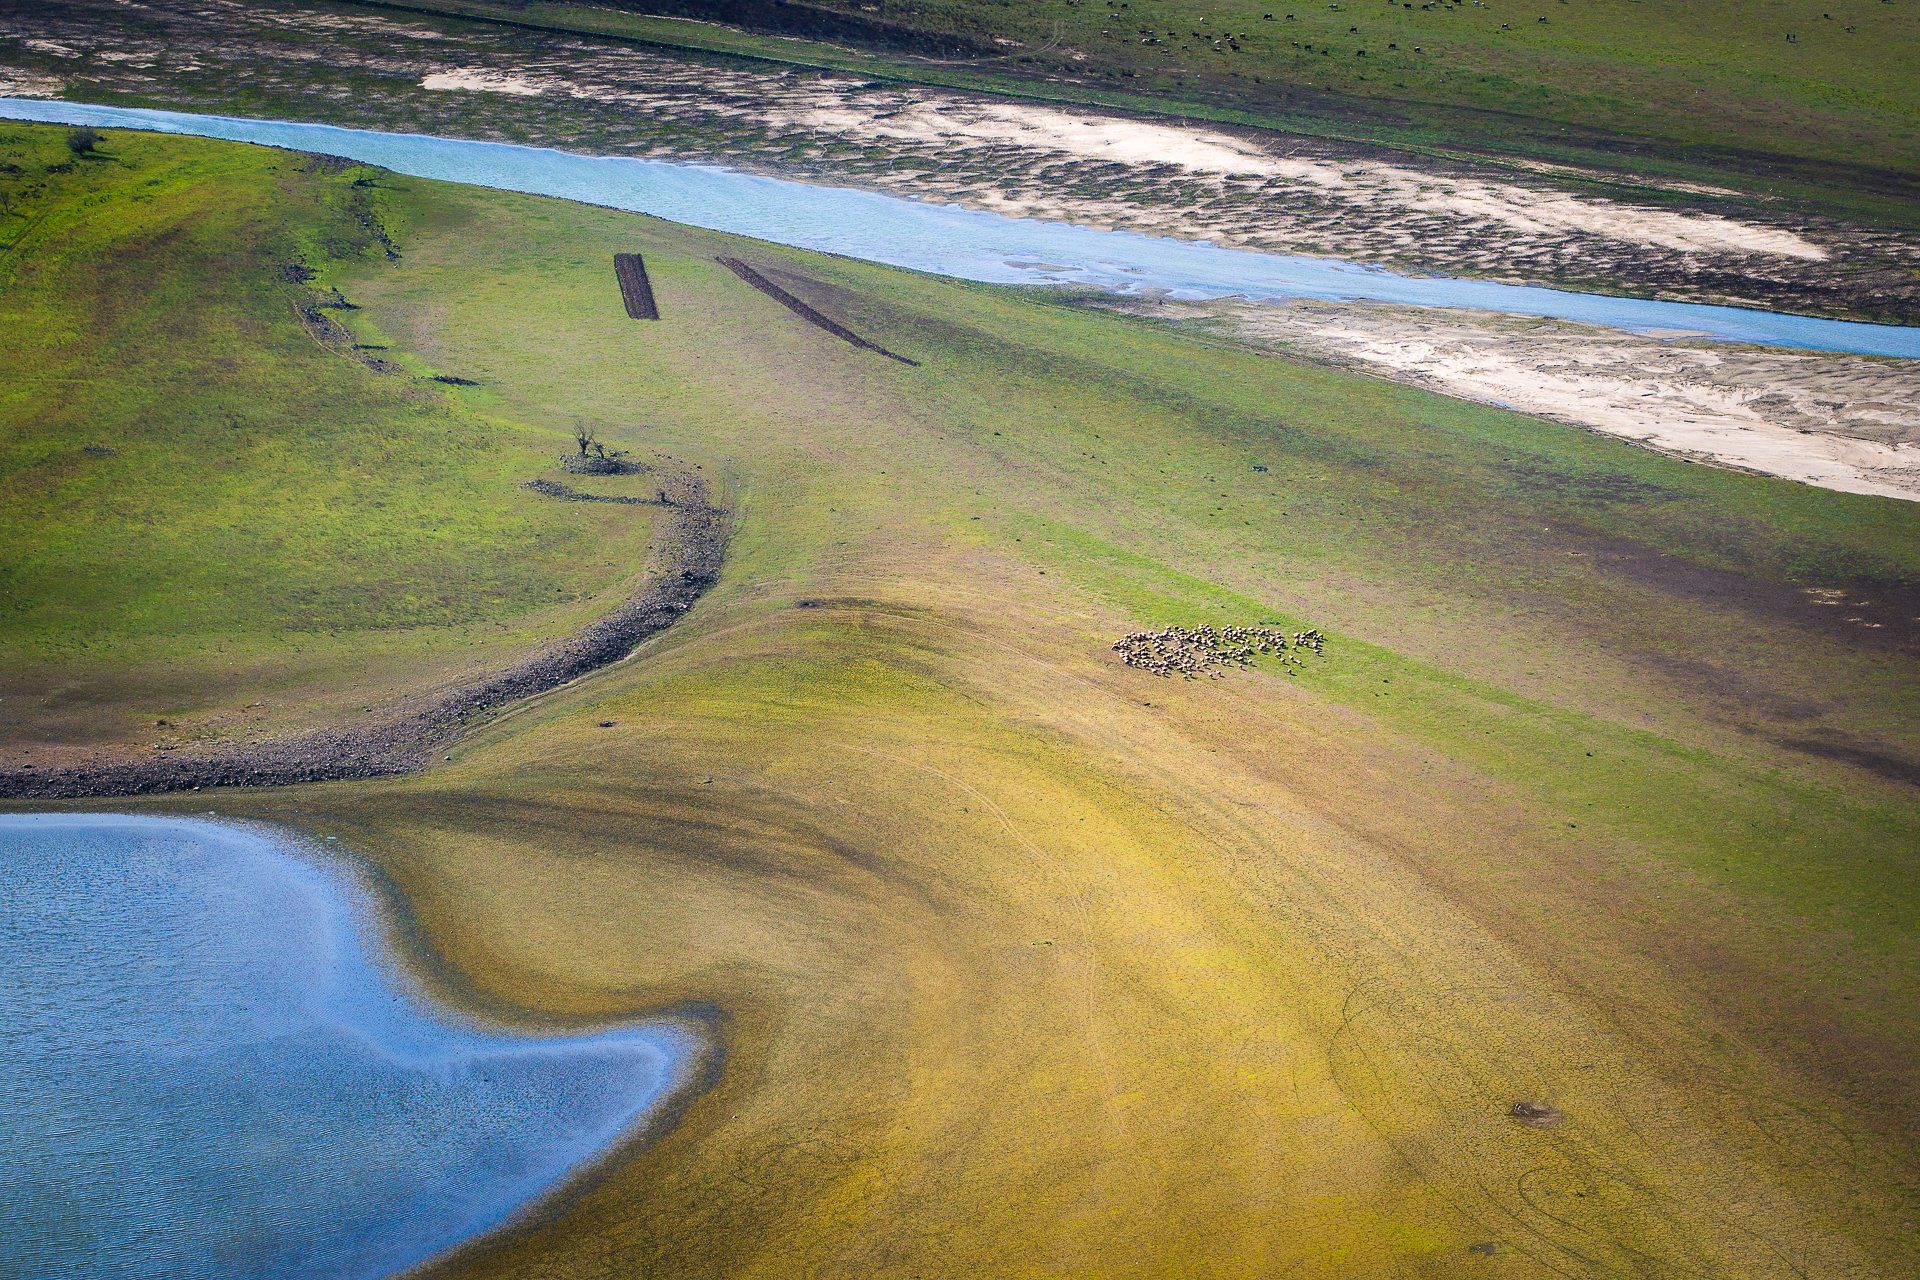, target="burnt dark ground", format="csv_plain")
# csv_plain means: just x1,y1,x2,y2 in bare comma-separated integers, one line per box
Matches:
614,251,660,320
